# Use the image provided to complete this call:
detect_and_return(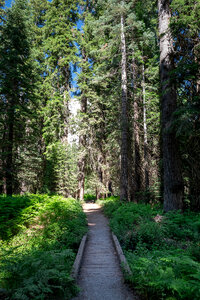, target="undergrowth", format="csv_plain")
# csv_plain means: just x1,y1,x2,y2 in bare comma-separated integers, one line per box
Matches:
84,193,96,202
98,197,200,300
0,194,87,300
